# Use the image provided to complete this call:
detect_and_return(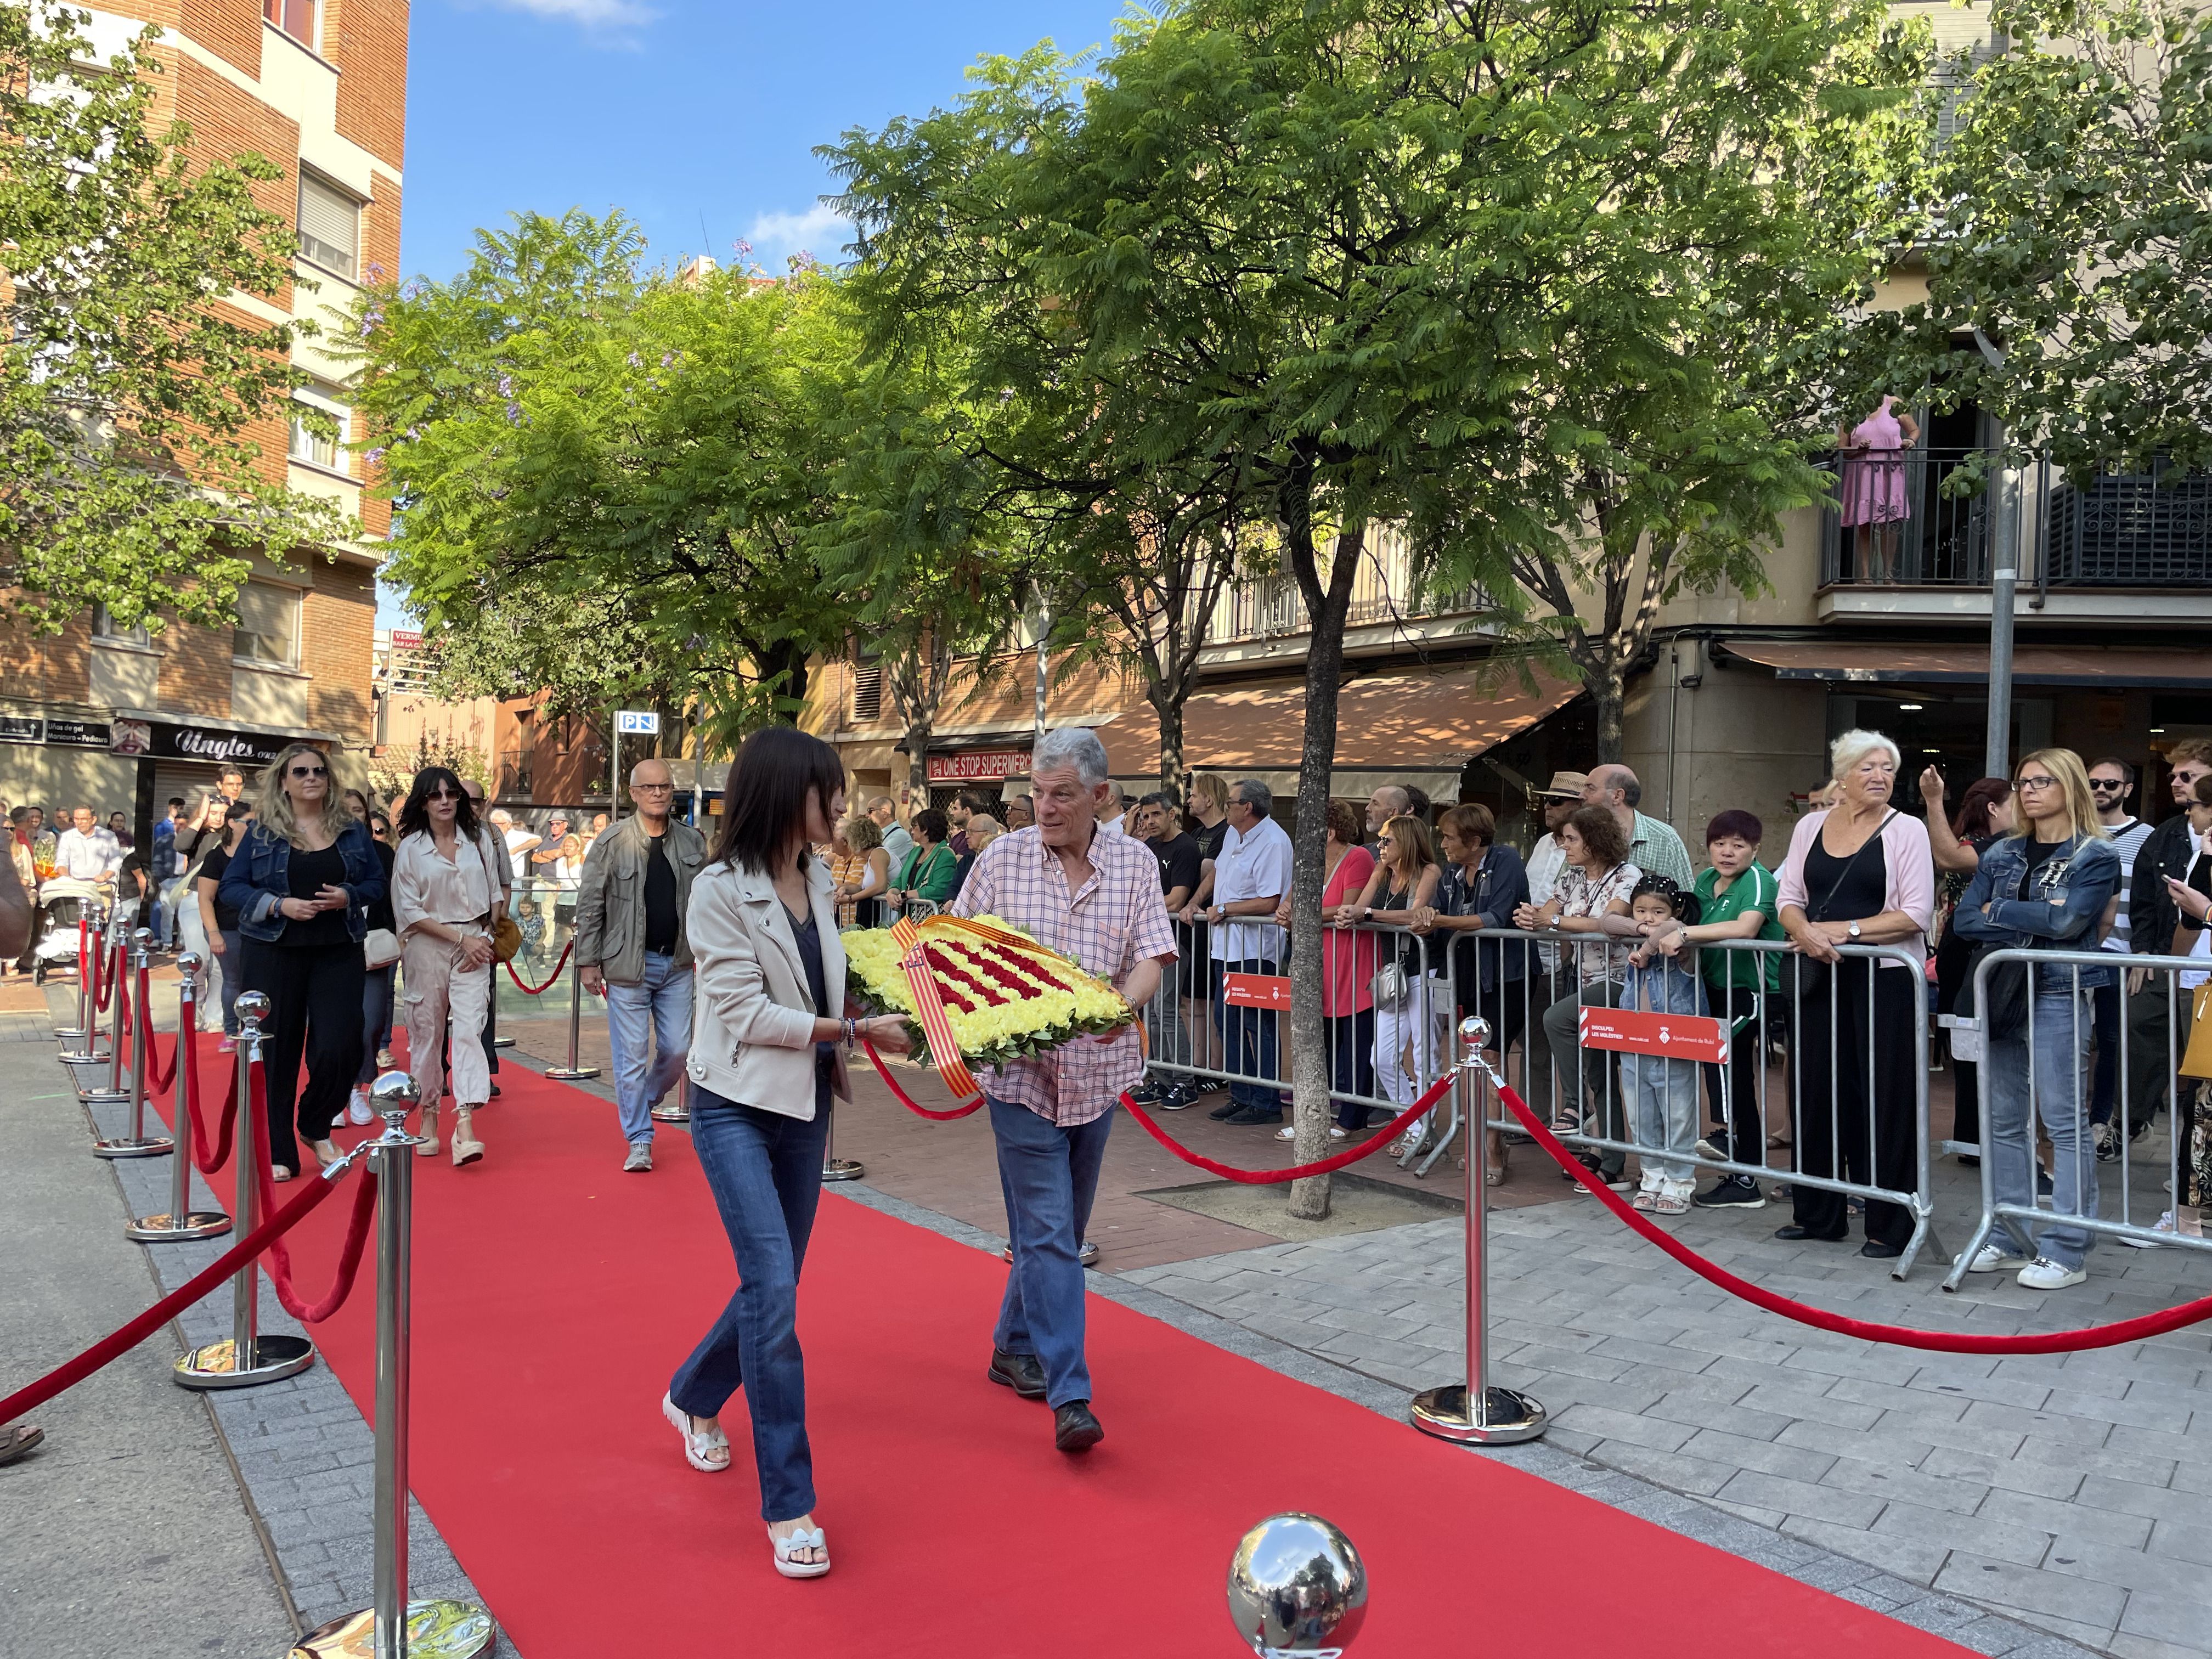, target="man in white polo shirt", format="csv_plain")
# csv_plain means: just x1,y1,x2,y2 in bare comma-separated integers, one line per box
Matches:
2089,757,2155,1158
1205,778,1293,1125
